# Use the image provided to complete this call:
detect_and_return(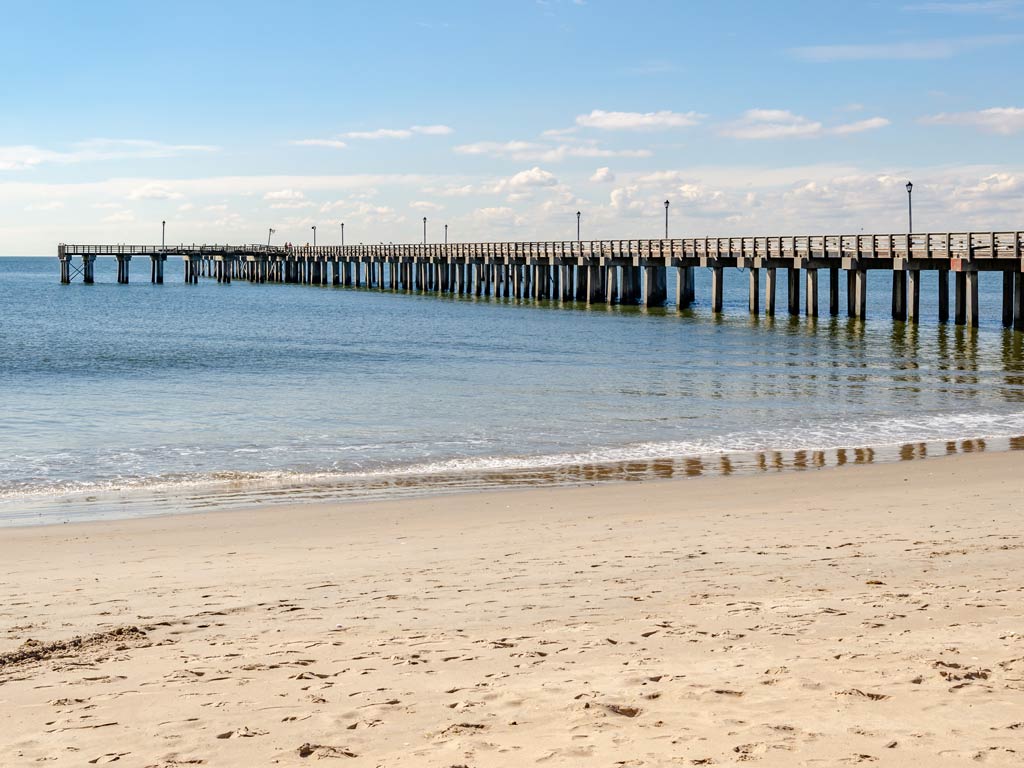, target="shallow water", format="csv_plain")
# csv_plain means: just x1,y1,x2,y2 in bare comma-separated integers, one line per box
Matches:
2,255,1023,525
